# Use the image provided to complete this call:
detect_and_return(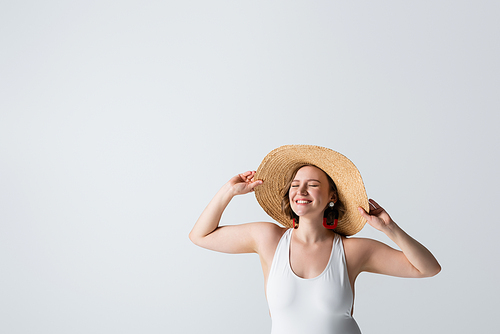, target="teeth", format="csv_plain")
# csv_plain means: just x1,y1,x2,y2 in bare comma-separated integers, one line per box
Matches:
296,200,311,204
